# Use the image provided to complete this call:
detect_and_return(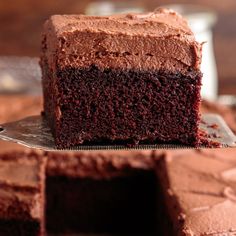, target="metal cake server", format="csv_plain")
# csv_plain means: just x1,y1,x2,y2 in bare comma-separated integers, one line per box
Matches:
0,114,235,151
